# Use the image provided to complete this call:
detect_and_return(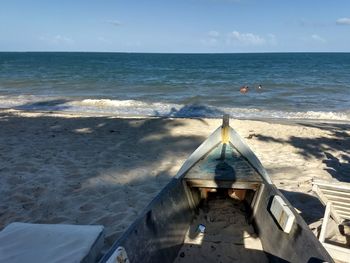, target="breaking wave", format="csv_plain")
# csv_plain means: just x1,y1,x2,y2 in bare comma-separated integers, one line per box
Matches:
0,95,349,121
